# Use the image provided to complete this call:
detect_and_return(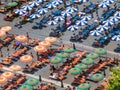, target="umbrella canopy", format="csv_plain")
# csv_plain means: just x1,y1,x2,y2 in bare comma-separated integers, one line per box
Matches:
1,26,12,32
18,84,33,90
94,48,107,55
61,11,72,17
96,25,108,32
112,35,120,41
67,25,78,31
47,20,57,25
99,2,109,8
86,53,99,59
102,20,114,26
66,7,78,13
30,14,40,19
0,31,6,38
20,55,33,63
69,68,82,75
22,5,32,11
76,20,88,26
39,41,51,47
29,1,39,7
47,4,56,9
54,16,64,22
37,8,48,15
105,0,114,4
82,58,94,65
63,48,75,53
9,65,22,71
34,45,46,53
52,0,63,5
50,56,62,64
114,11,120,17
15,9,26,15
90,30,102,37
25,78,38,86
56,52,69,58
7,2,18,7
1,72,14,79
109,16,120,22
0,77,7,85
45,37,57,43
77,0,89,3
15,35,28,43
90,73,104,81
81,15,92,21
75,63,88,69
36,0,44,3
77,83,91,90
